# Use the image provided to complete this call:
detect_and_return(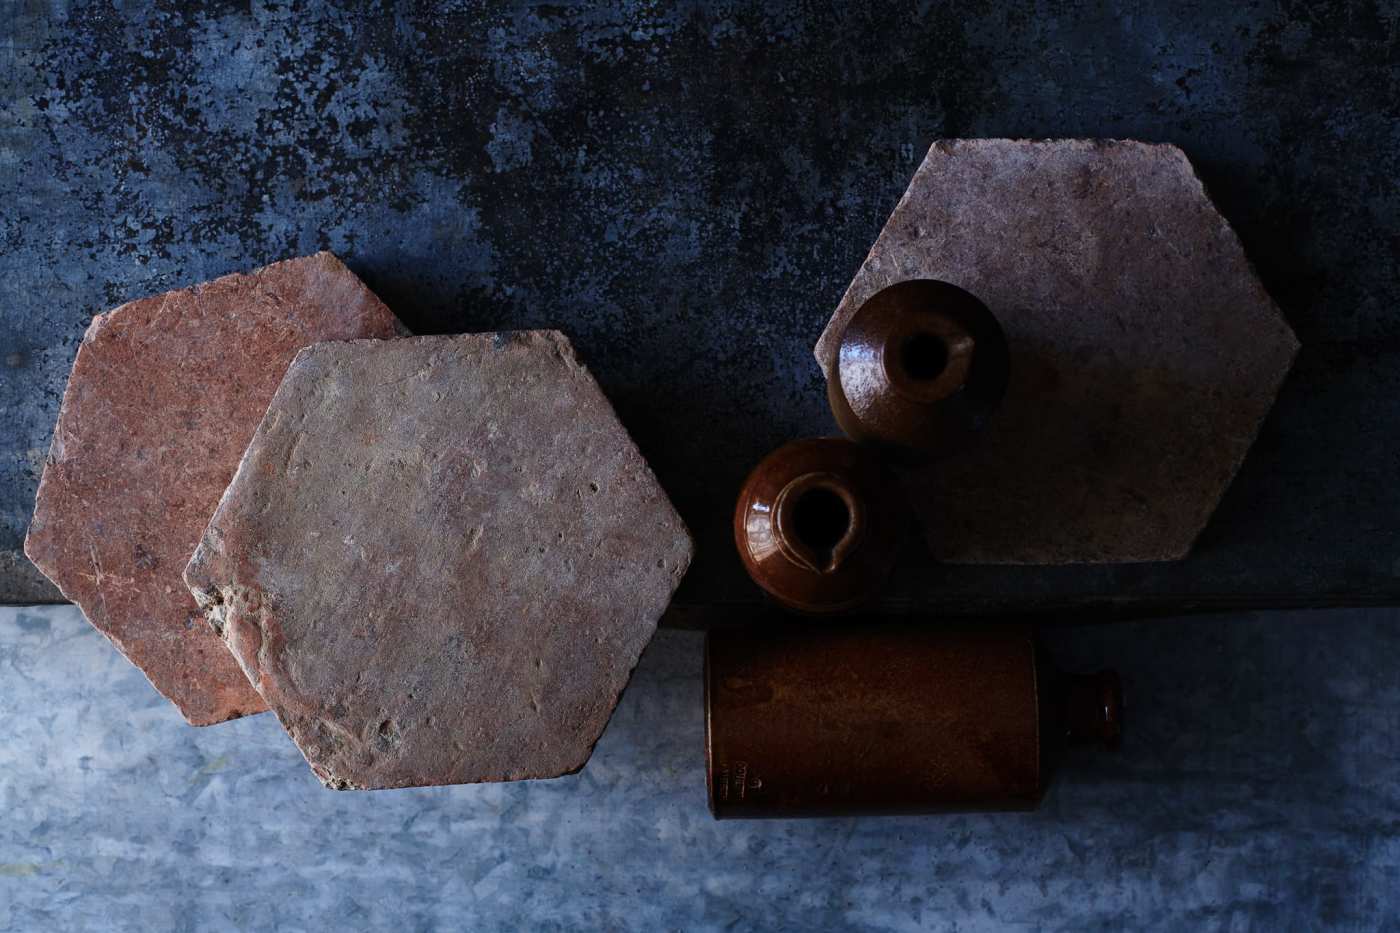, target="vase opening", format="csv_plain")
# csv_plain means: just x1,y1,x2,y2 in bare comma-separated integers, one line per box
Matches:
899,331,950,382
789,485,852,570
